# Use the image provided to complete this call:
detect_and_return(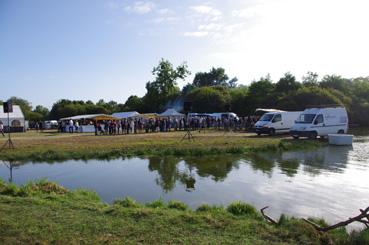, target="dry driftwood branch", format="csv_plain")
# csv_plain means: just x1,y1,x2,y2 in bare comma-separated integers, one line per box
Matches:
260,206,277,225
303,206,369,232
